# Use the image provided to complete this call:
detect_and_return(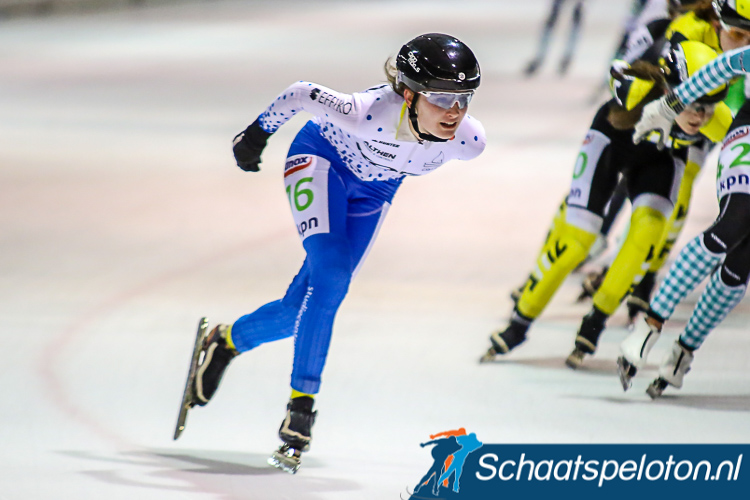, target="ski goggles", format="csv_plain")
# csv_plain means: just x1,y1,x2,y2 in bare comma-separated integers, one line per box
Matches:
685,101,716,114
418,90,474,109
